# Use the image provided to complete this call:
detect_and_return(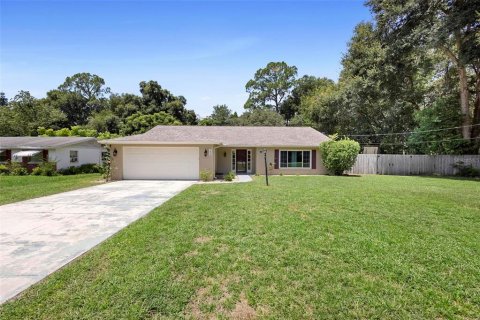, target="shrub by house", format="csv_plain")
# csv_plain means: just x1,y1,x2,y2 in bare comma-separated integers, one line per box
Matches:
319,137,360,175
